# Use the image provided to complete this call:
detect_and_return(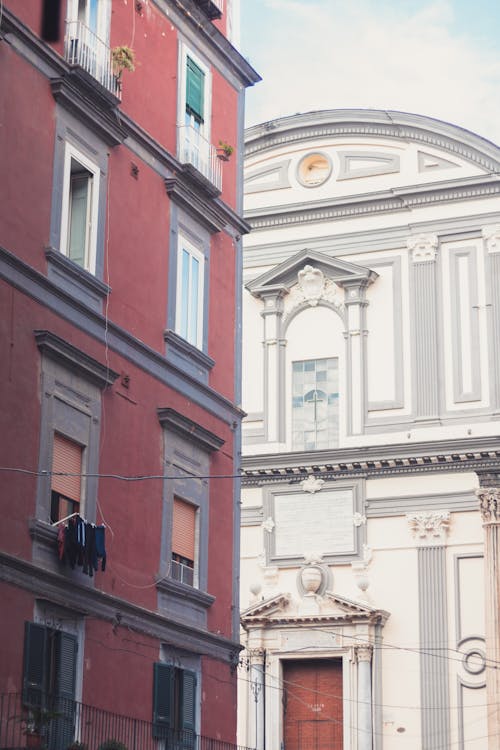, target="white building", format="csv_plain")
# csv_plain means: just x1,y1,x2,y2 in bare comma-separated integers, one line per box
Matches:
237,110,500,750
